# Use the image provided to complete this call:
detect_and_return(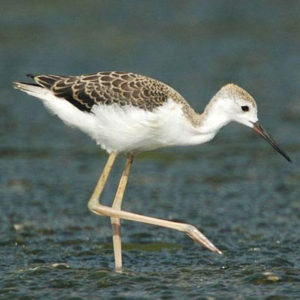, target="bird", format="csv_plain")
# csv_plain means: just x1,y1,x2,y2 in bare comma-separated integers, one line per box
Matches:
13,71,291,272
